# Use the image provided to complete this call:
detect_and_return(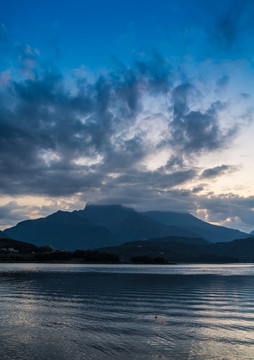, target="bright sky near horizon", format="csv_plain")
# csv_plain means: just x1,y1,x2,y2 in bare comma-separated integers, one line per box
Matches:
1,0,254,232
